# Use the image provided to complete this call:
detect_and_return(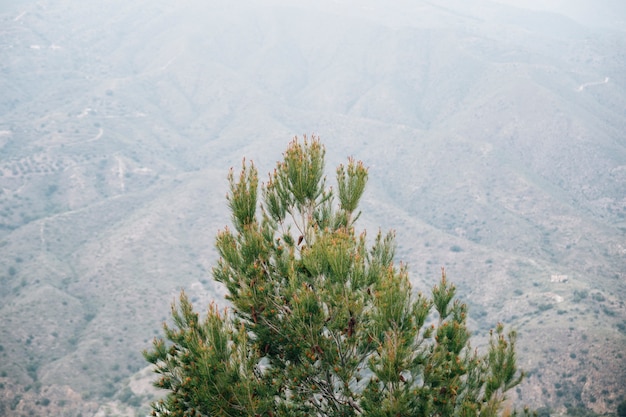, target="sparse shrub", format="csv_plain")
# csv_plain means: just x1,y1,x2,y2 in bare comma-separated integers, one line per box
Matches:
10,395,21,410
536,407,550,417
449,244,463,252
591,292,605,302
602,306,616,316
26,362,38,380
617,399,626,417
118,387,141,407
566,406,600,417
45,185,58,197
573,290,588,303
102,382,116,398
